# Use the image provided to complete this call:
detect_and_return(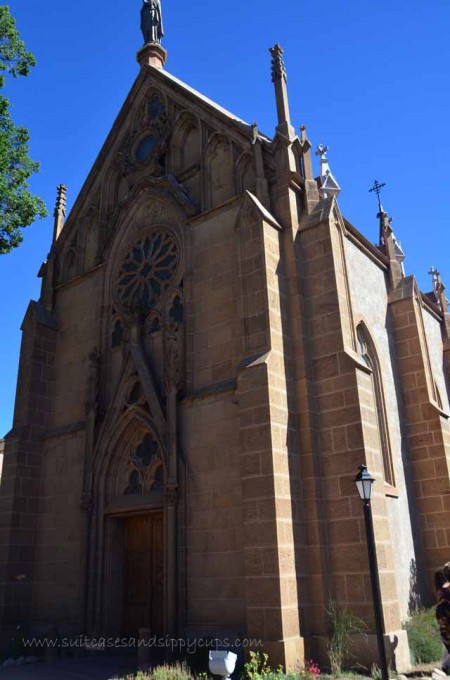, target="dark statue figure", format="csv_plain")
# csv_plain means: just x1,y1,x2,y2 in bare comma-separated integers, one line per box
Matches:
141,0,164,45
